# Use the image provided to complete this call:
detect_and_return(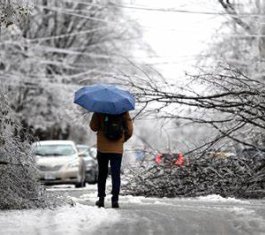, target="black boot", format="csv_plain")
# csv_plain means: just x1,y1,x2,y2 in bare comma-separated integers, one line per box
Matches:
112,201,119,208
111,196,119,208
95,197,104,208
